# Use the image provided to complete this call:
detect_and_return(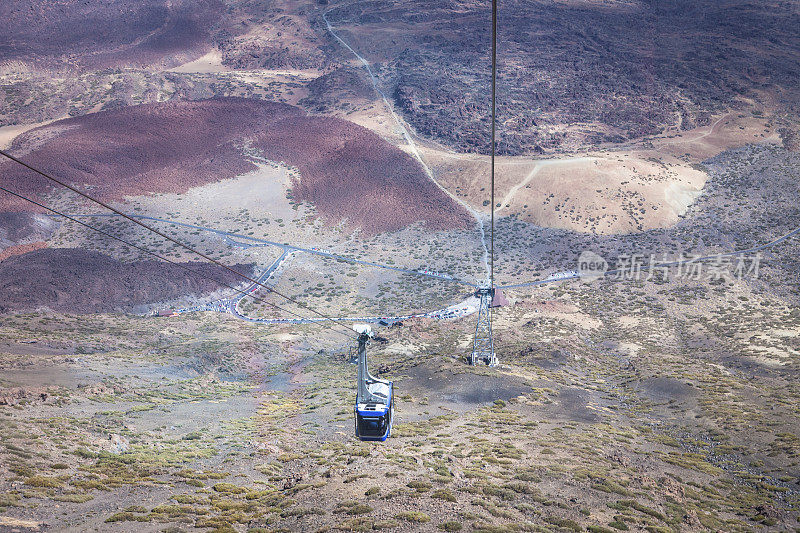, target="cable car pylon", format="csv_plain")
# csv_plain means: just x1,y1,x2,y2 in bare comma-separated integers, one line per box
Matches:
471,285,497,366
471,0,499,367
